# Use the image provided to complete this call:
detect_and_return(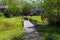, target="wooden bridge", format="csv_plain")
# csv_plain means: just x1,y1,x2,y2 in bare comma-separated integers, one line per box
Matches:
22,18,45,40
